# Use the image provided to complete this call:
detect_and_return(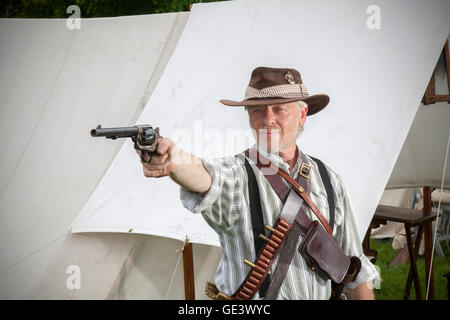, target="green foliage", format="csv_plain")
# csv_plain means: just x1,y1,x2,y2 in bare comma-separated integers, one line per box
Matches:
1,0,228,18
371,238,450,300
